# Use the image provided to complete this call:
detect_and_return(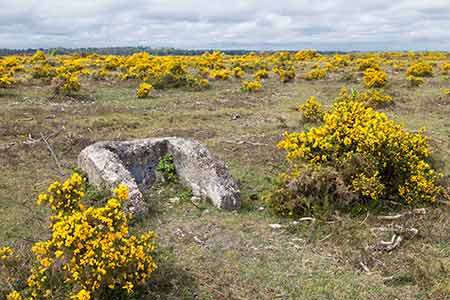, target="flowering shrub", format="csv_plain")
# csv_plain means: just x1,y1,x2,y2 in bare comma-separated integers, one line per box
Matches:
31,64,56,80
407,75,425,87
267,100,442,216
241,80,262,92
337,88,393,107
304,68,327,80
232,67,245,79
356,58,380,71
295,50,319,61
136,82,153,98
363,68,388,88
21,173,158,300
298,96,323,122
273,67,295,83
0,73,14,88
254,69,269,80
209,69,231,80
54,73,81,95
406,62,433,77
441,63,450,74
357,89,393,107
